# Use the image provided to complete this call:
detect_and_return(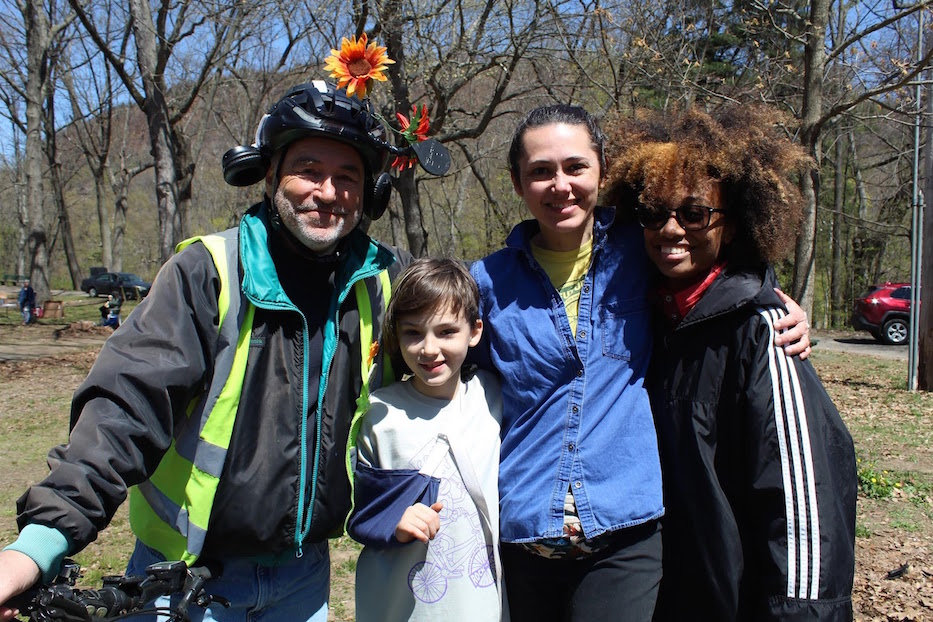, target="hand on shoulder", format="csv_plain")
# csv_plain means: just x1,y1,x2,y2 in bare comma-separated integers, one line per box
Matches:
773,288,811,360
